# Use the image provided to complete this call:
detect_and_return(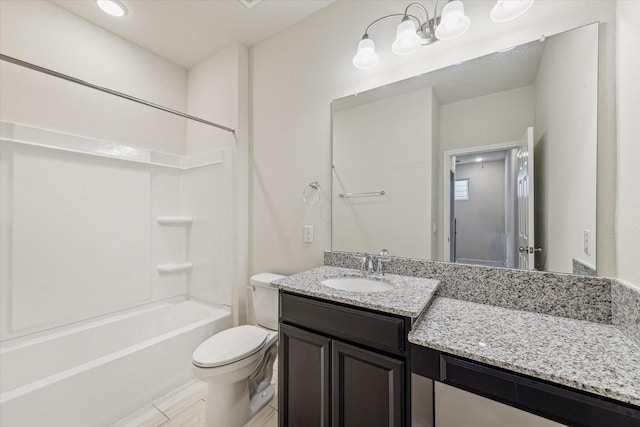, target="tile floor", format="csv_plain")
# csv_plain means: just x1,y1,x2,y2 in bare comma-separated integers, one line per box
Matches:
111,365,278,427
